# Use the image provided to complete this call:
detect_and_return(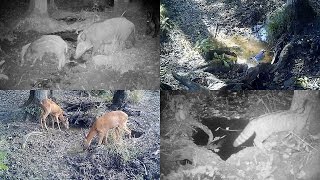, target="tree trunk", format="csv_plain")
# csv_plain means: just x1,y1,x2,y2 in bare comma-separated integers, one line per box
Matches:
286,0,316,33
106,0,114,7
48,0,58,11
111,90,127,110
22,90,49,121
27,0,49,17
290,90,320,136
290,90,319,111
